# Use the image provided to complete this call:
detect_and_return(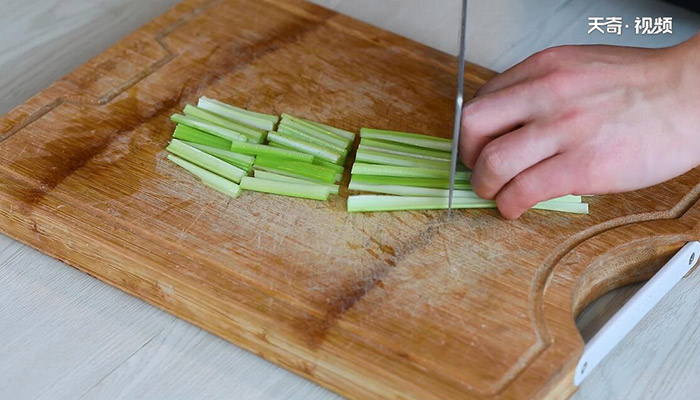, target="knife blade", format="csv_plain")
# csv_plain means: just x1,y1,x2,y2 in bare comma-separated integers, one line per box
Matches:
448,0,468,218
